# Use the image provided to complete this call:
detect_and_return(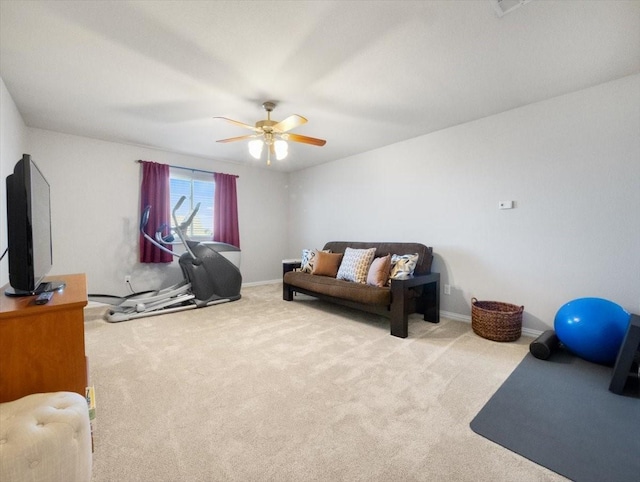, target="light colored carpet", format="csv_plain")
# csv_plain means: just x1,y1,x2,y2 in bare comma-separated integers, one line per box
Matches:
84,283,566,481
